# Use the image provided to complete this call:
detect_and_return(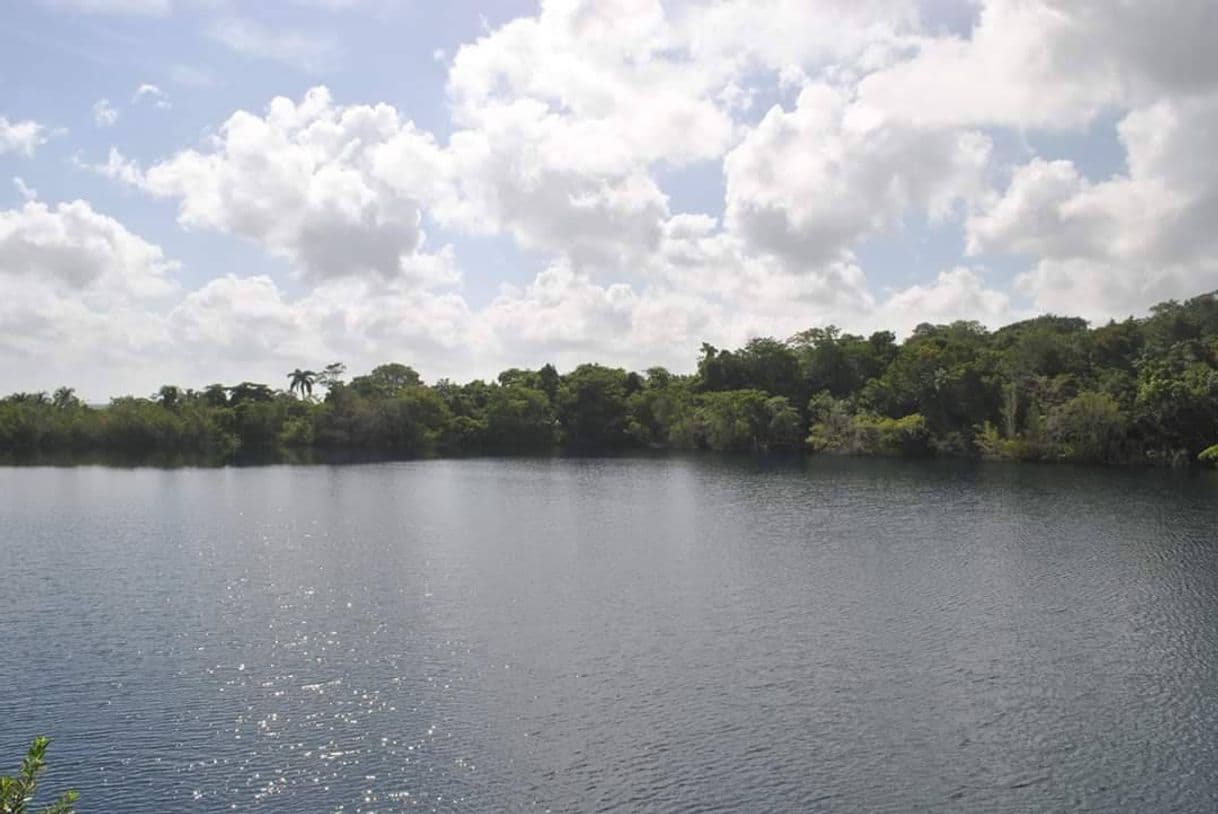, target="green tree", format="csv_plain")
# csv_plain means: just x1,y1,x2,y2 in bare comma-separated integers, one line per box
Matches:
156,385,181,409
287,369,317,399
1134,357,1218,459
696,390,771,451
483,385,556,451
537,363,560,403
1047,391,1128,463
350,363,422,399
765,396,803,450
50,388,80,410
201,384,229,407
556,364,635,450
315,362,347,394
227,382,274,406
